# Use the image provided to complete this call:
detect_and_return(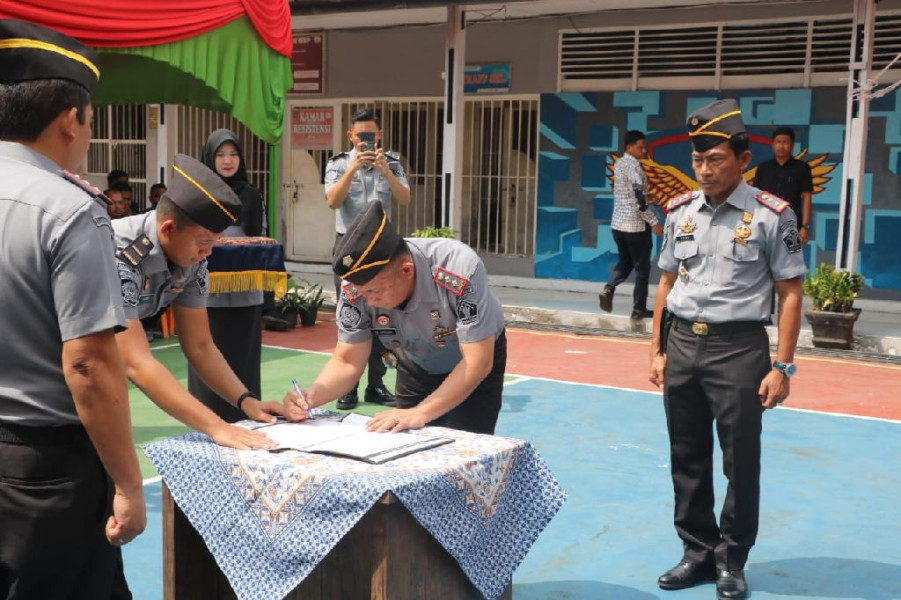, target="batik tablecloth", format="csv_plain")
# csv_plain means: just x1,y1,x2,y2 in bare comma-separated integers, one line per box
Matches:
144,420,566,600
